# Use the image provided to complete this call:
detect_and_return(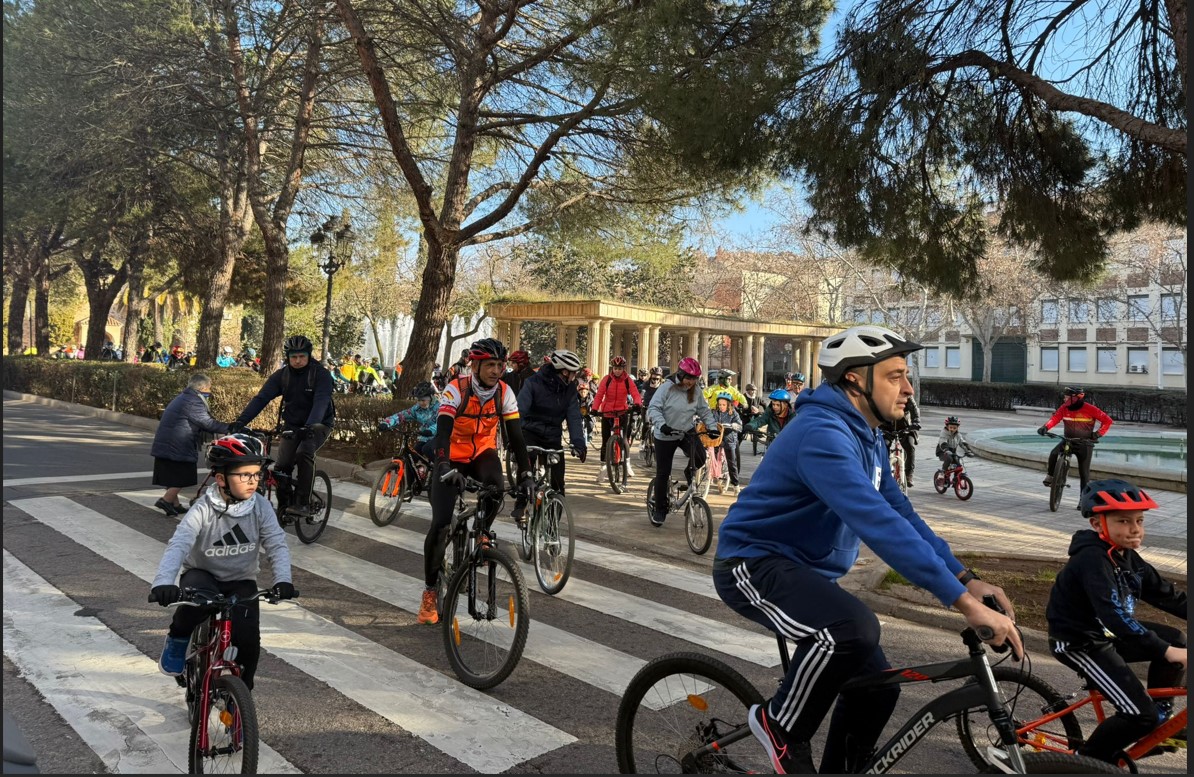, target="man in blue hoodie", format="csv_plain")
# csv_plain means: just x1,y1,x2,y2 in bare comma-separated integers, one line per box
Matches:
713,325,1022,774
